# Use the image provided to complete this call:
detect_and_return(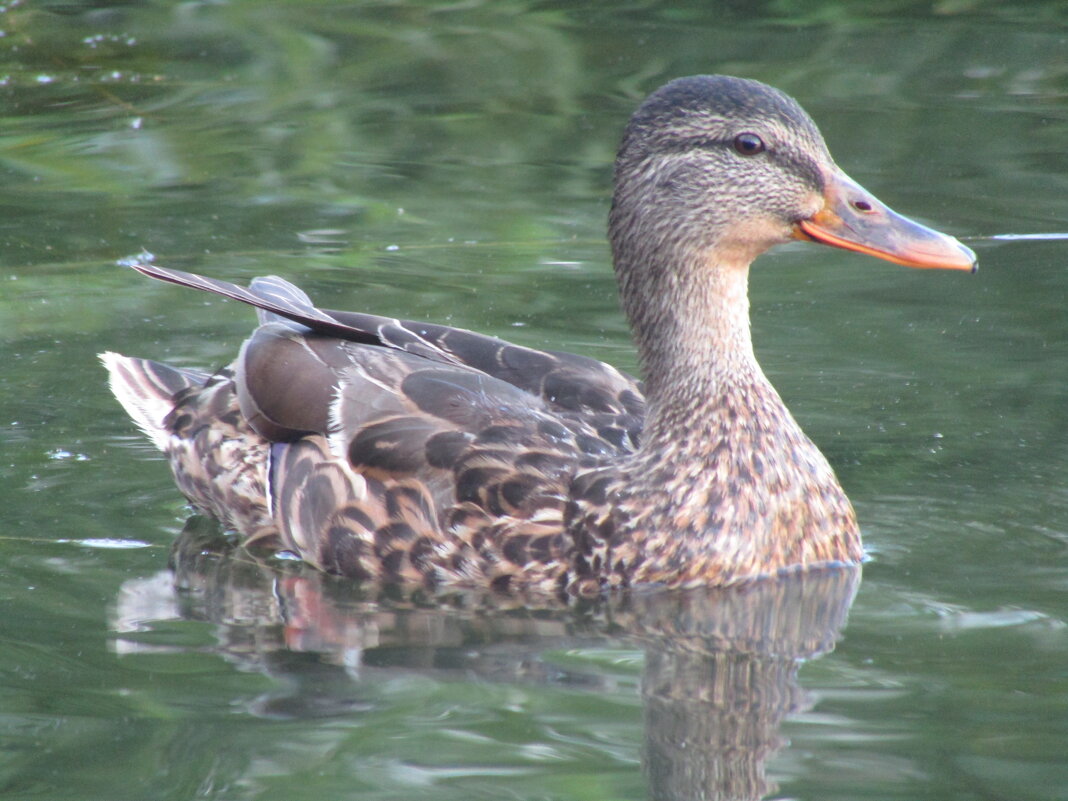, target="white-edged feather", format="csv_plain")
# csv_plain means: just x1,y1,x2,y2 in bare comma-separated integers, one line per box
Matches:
100,352,209,450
